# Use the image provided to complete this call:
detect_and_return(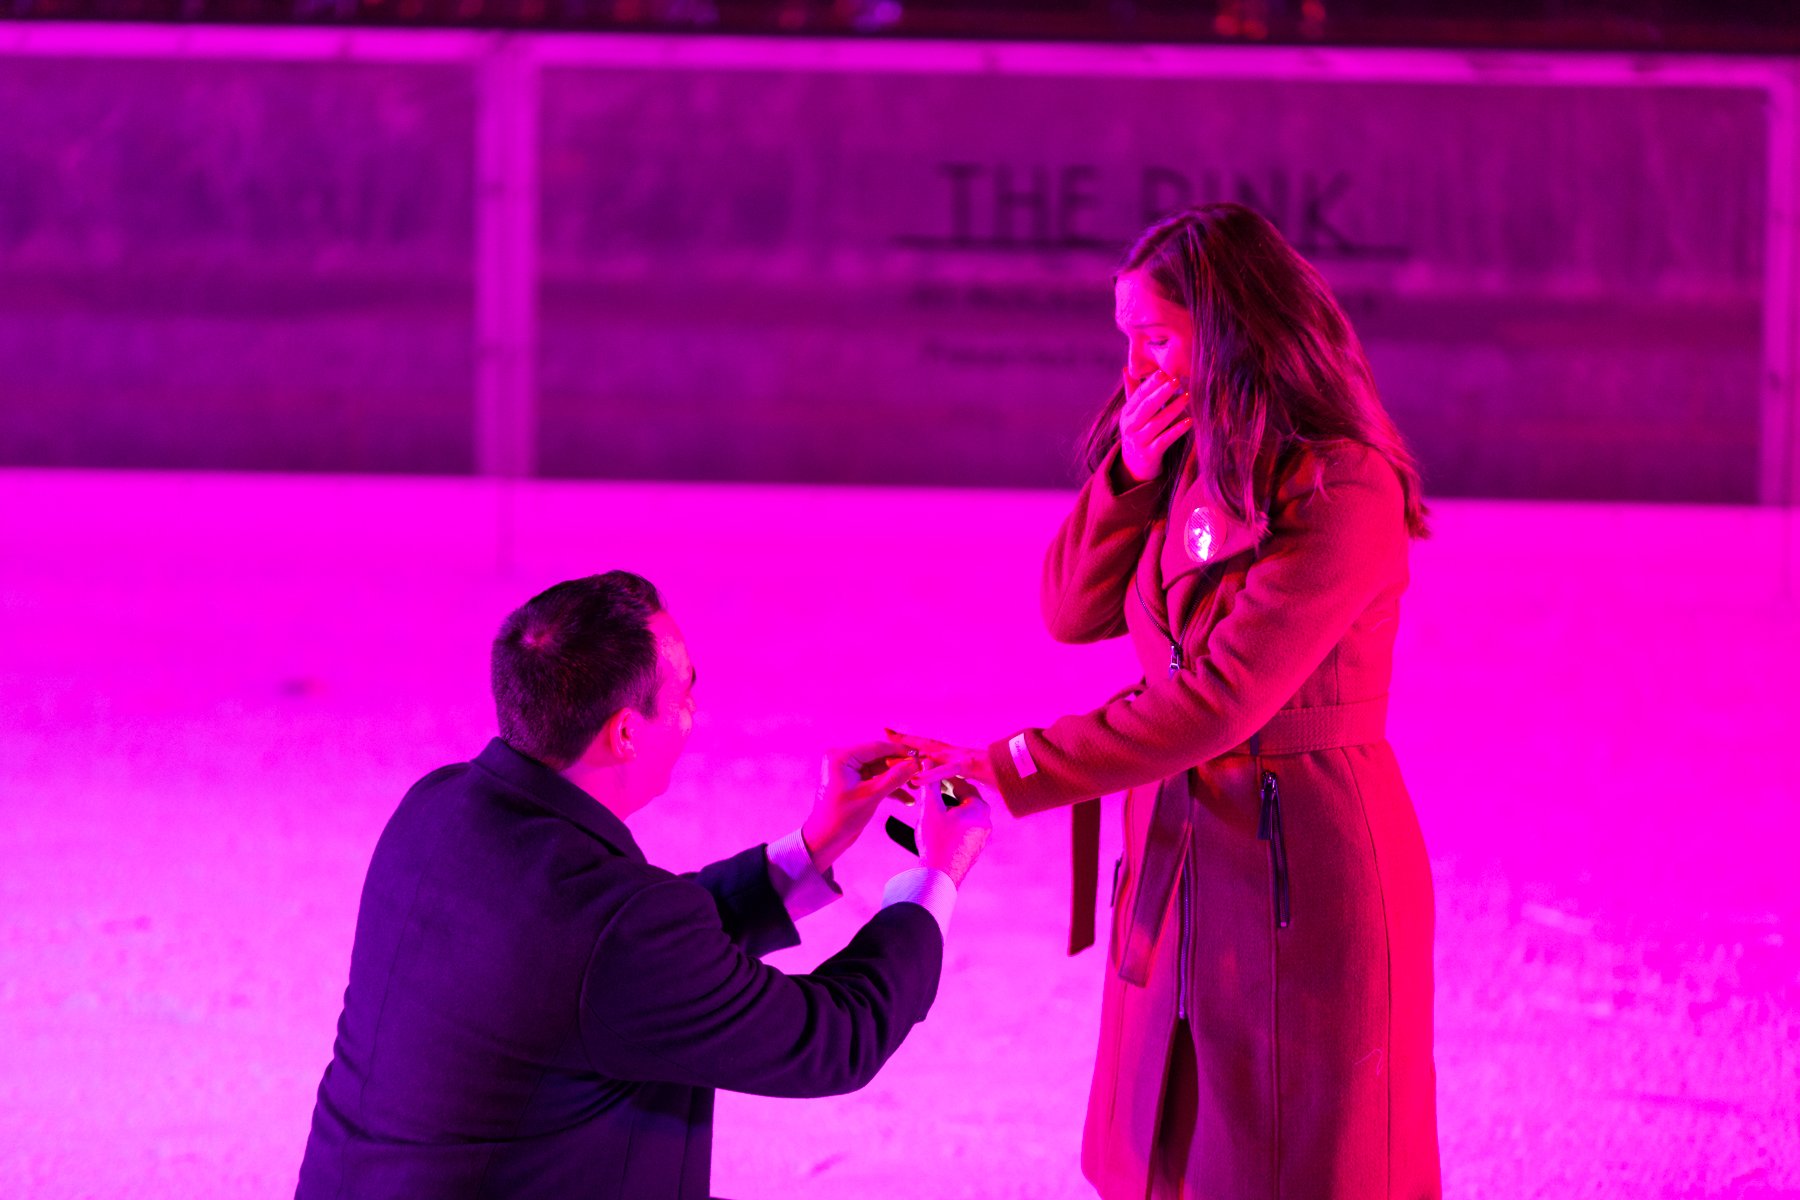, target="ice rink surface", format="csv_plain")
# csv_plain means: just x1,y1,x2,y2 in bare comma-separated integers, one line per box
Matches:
1,469,1796,1198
